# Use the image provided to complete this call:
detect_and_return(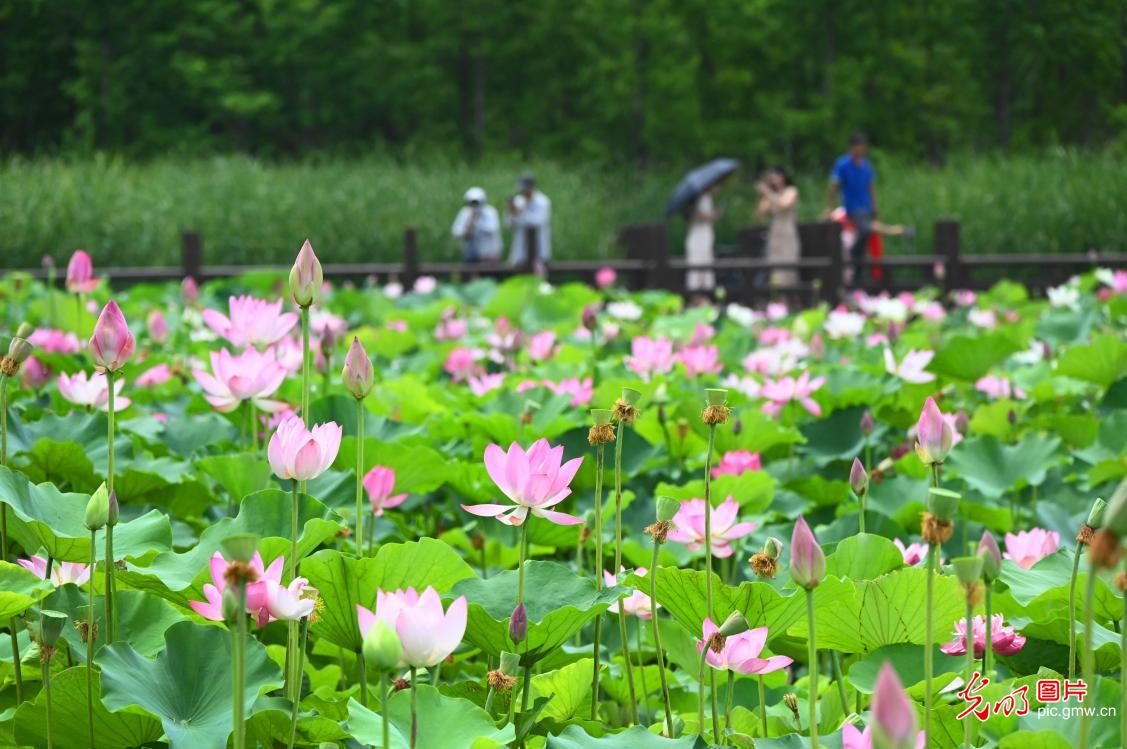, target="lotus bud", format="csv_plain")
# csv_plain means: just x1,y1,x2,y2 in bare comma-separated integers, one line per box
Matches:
147,310,169,345
362,619,403,671
977,530,1002,581
789,516,825,590
181,276,200,304
85,482,110,531
1088,498,1108,529
66,249,93,293
915,397,954,466
38,610,69,649
509,602,528,644
1103,479,1127,536
42,255,55,270
289,239,323,308
860,409,875,435
342,337,374,400
221,534,260,564
90,300,136,373
951,556,984,585
2,323,34,375
850,458,869,497
221,587,242,625
871,662,919,749
581,304,599,332
499,650,521,675
106,489,119,527
718,611,750,638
